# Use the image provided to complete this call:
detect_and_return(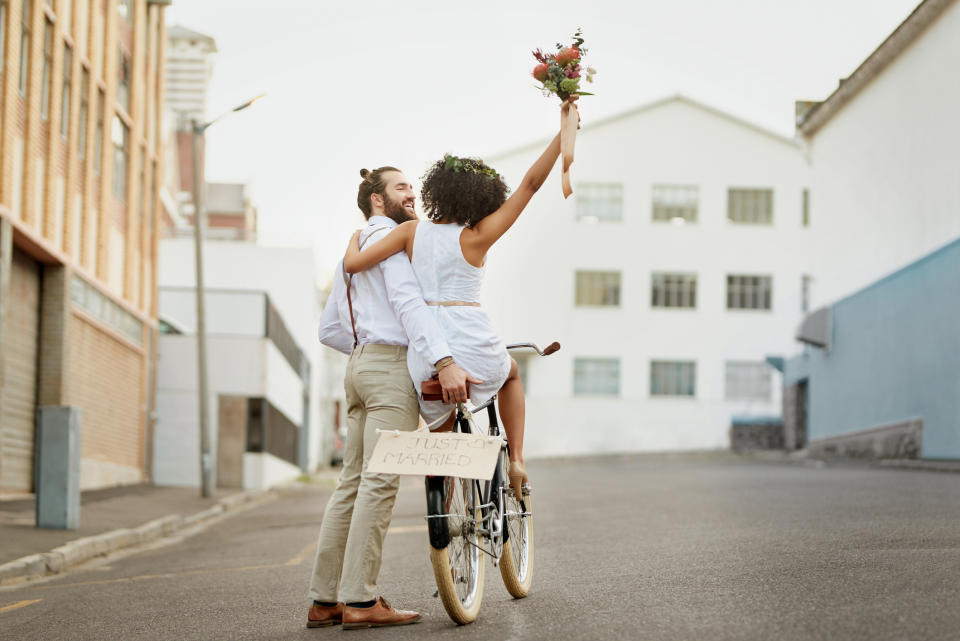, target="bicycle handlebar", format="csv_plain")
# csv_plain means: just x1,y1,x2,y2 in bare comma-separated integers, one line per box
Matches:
505,341,561,356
